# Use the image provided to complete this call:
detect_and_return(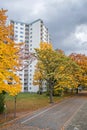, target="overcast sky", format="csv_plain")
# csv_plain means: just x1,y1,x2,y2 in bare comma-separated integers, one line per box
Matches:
0,0,87,55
